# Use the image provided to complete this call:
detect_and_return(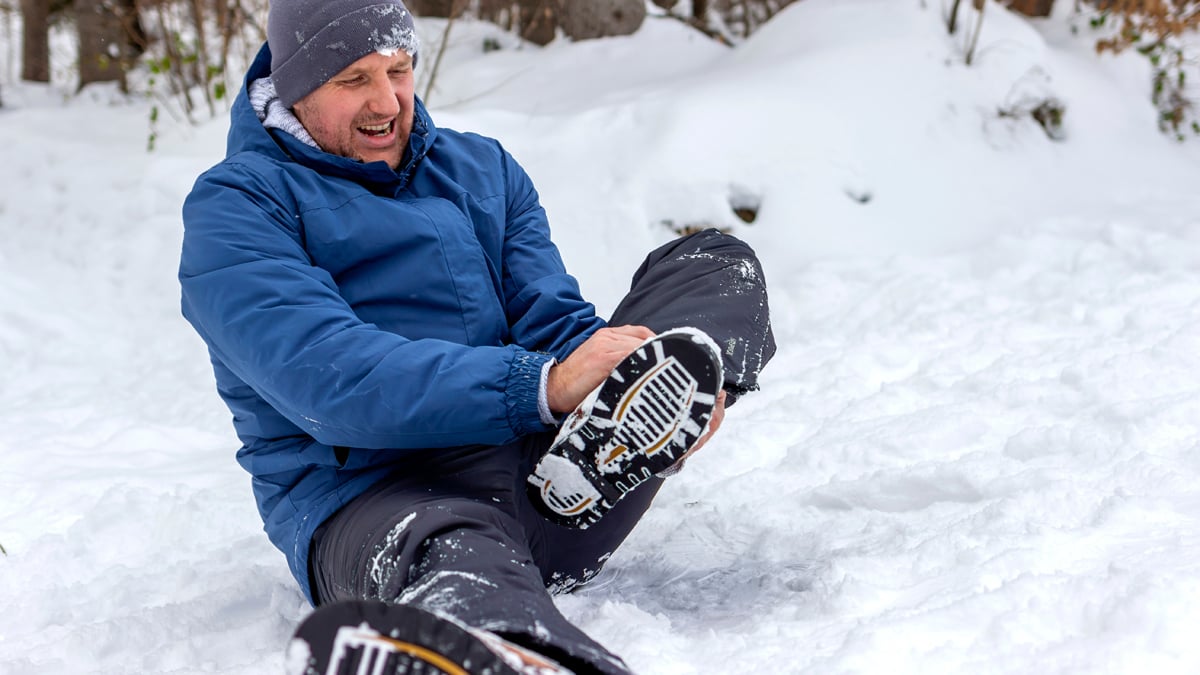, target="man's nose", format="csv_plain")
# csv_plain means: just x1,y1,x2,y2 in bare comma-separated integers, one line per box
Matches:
365,75,400,116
